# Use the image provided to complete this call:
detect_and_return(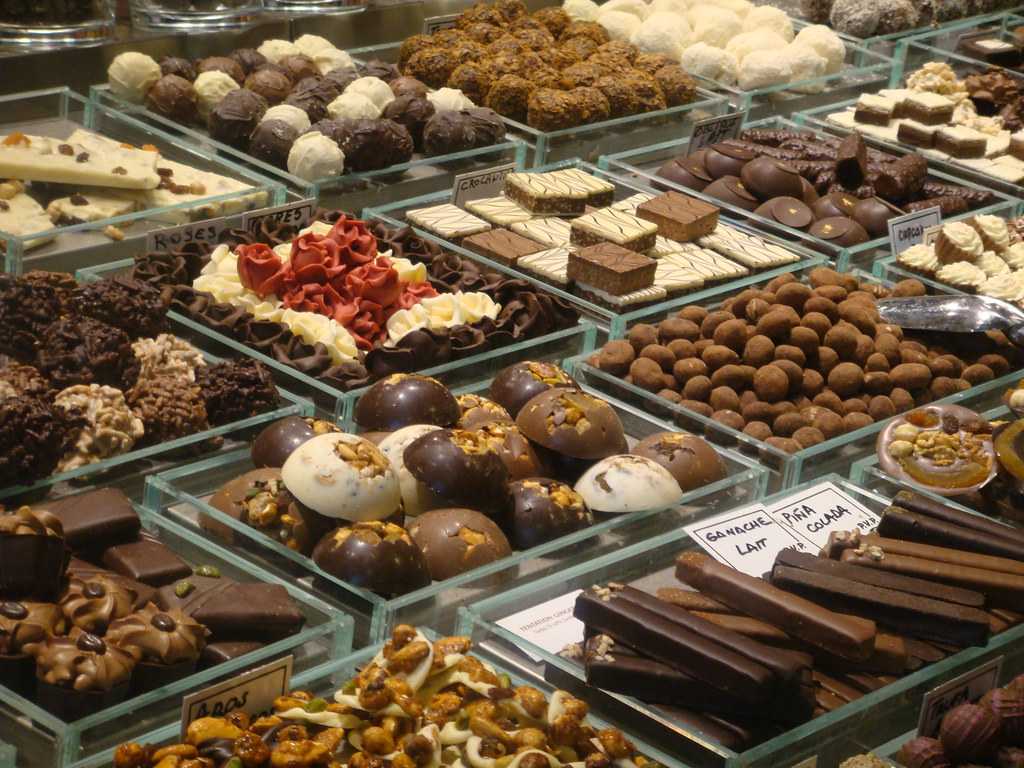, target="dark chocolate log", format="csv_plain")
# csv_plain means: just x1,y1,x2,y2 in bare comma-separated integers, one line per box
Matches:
902,637,948,664
989,611,1011,634
692,611,795,648
878,507,1024,562
675,552,877,661
835,133,867,189
825,531,1024,576
839,548,1024,610
769,564,991,647
993,608,1024,625
905,197,968,216
574,587,776,702
775,549,985,608
921,180,995,206
874,154,926,201
655,706,768,751
891,490,1024,545
843,672,890,693
813,670,864,703
656,587,730,613
815,687,847,712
